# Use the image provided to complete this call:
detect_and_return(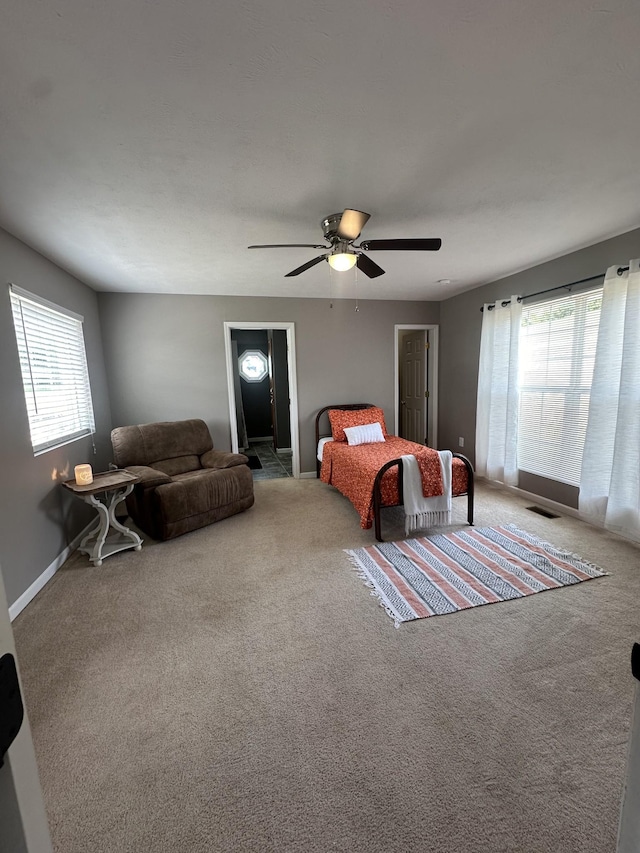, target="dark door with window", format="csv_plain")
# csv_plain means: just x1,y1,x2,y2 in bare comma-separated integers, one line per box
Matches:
232,329,272,441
